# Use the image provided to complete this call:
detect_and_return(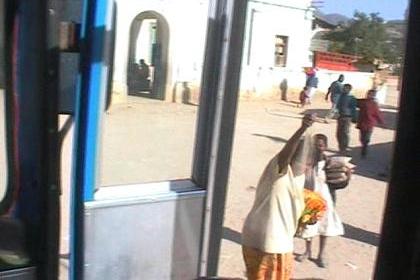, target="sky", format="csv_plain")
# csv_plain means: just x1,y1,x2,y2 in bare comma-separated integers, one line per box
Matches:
319,0,409,20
